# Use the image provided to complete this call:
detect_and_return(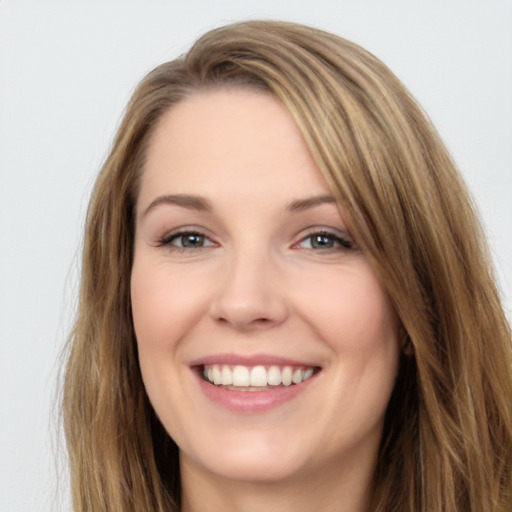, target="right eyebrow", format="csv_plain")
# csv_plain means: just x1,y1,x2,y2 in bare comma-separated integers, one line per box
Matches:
286,195,338,212
141,194,212,217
